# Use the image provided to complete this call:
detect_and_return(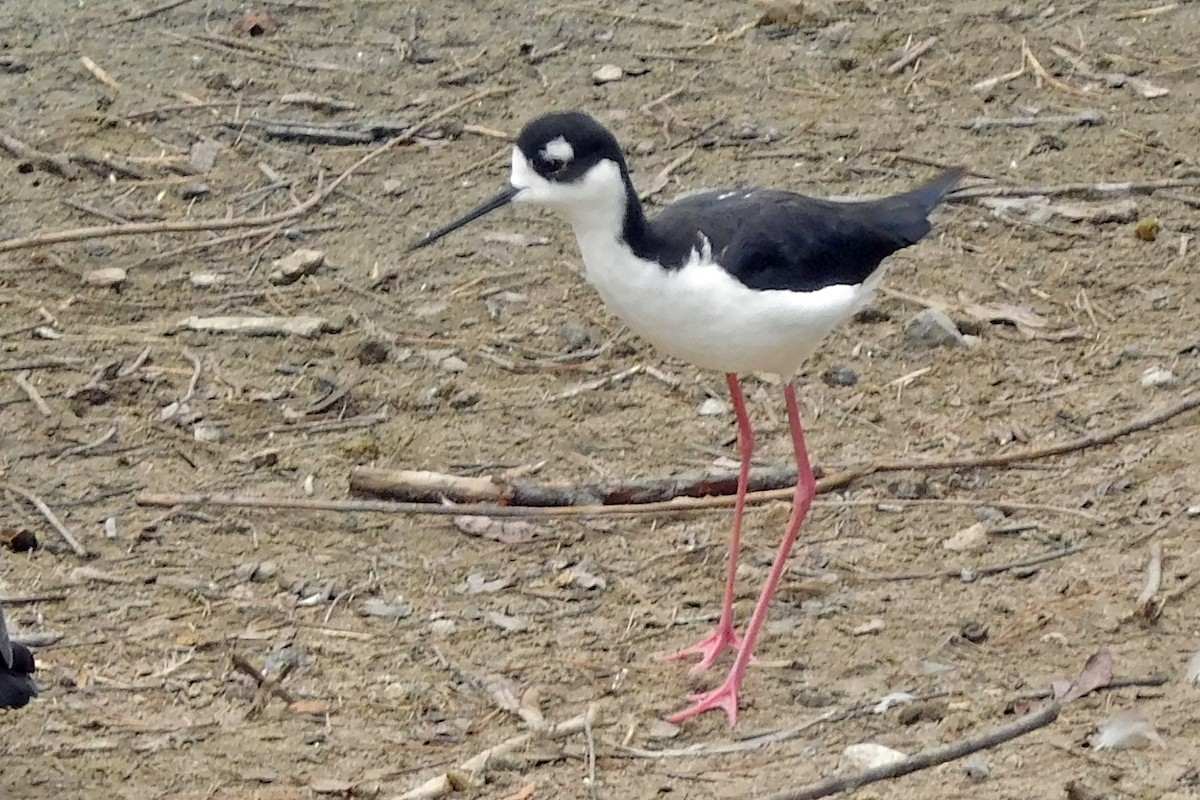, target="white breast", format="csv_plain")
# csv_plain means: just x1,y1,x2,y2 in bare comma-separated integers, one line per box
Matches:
569,229,880,377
